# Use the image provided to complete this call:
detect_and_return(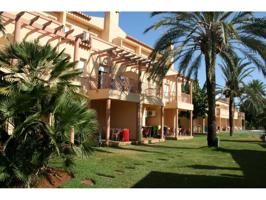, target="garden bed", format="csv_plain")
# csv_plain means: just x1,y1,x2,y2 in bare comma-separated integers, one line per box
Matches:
34,168,72,188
